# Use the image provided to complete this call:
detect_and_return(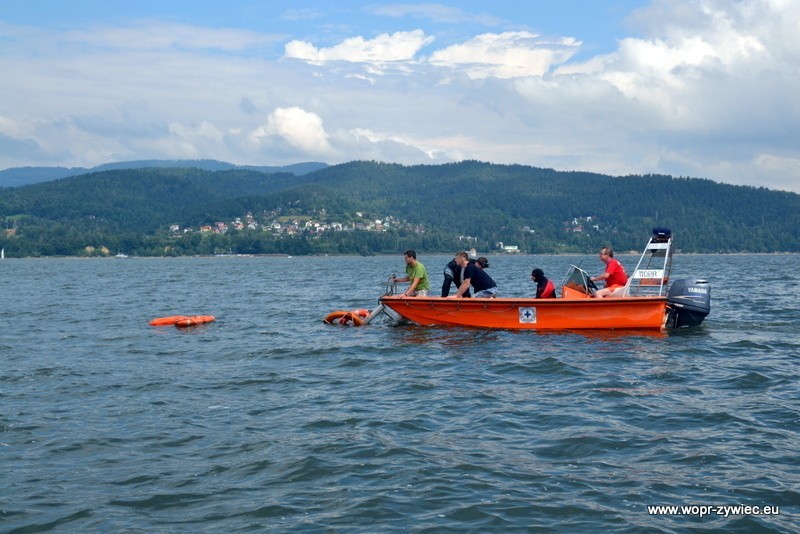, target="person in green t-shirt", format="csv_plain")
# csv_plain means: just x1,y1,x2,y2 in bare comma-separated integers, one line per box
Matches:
394,249,430,297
